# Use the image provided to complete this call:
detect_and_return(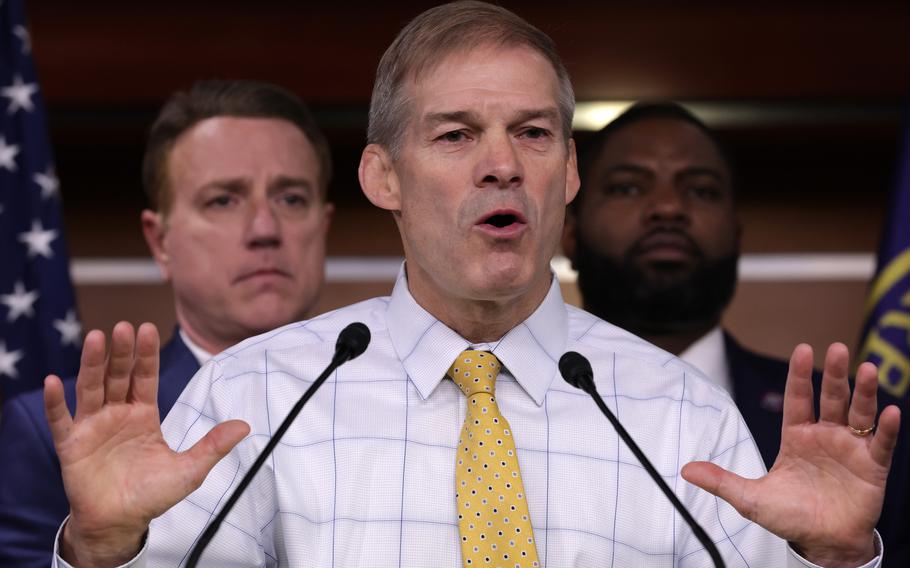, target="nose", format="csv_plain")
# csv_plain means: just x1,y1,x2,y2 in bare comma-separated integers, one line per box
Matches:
475,131,523,189
644,181,689,226
246,197,281,248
